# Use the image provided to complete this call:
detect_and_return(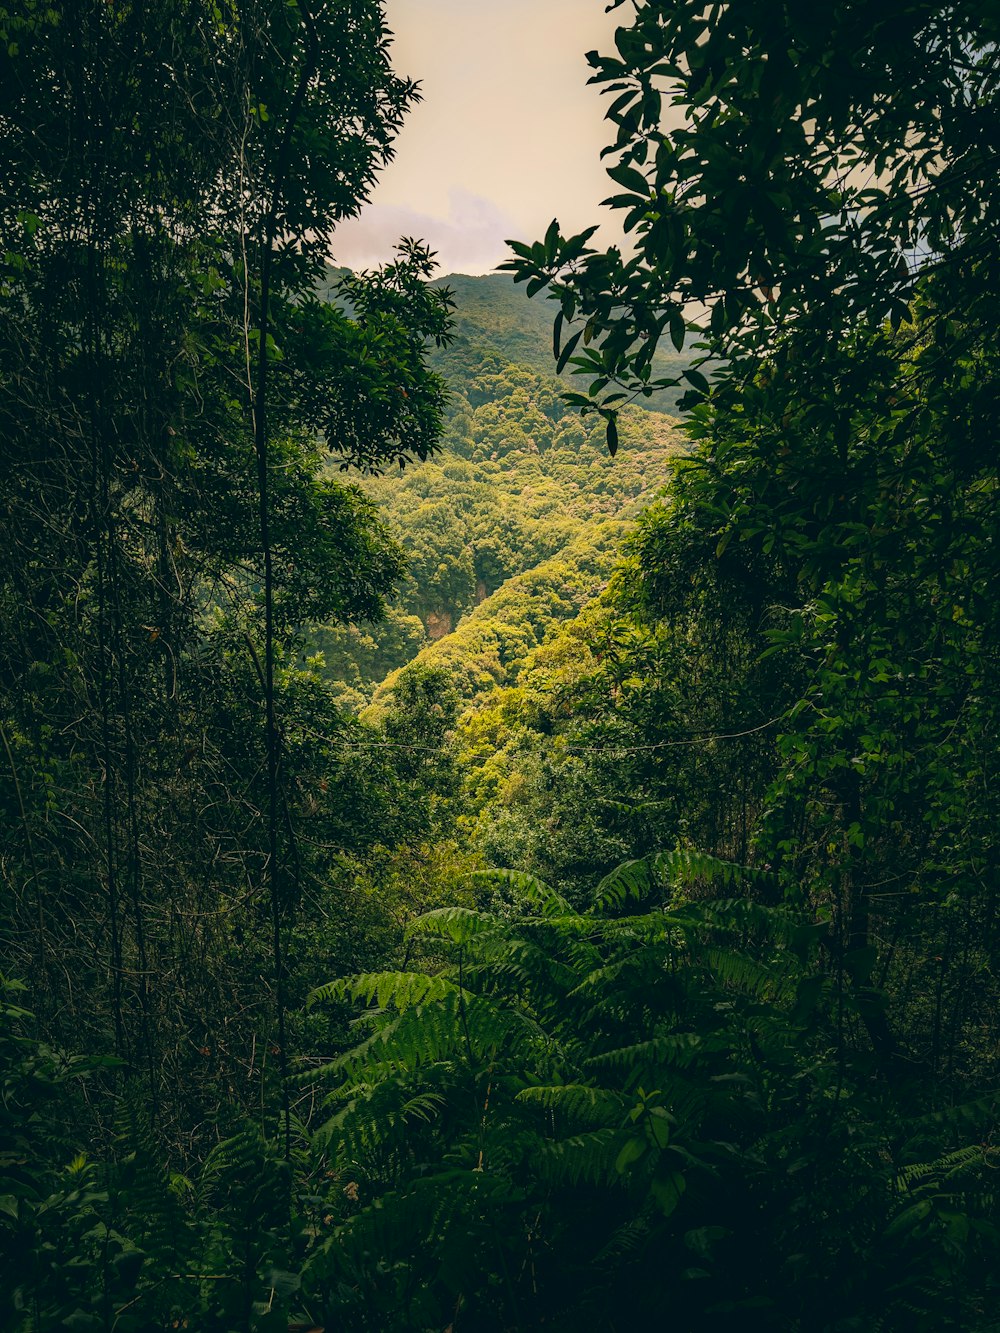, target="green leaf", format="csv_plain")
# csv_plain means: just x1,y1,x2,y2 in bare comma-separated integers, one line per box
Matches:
605,413,619,457
543,217,561,264
669,307,686,352
683,367,710,394
557,328,584,374
607,162,649,195
651,1170,686,1216
615,1136,648,1174
648,1107,671,1148
264,1267,301,1298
